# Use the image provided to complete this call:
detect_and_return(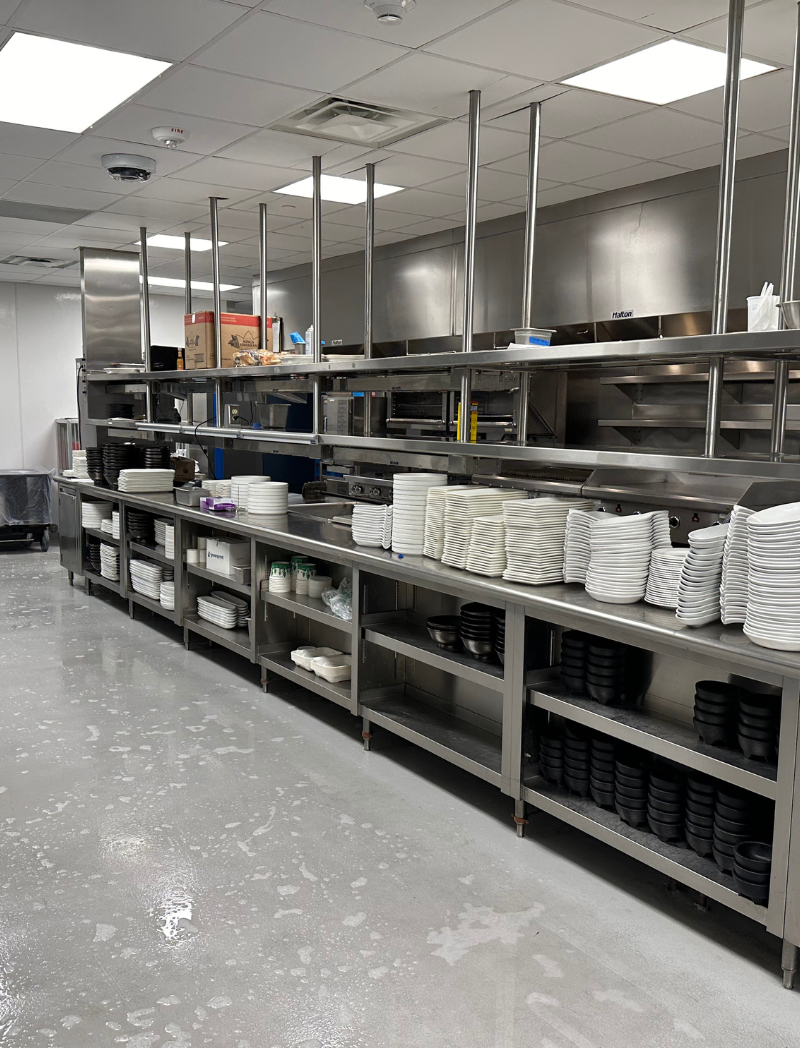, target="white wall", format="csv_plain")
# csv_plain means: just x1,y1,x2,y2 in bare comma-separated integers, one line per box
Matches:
0,281,185,473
